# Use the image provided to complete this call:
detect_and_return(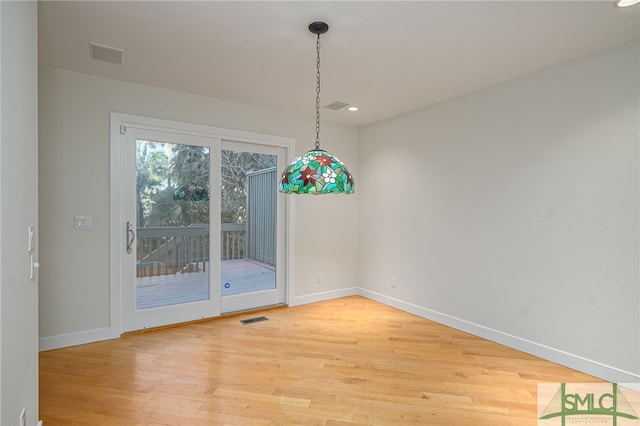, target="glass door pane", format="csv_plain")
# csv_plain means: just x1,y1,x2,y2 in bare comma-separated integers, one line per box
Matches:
136,140,210,309
220,149,276,297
